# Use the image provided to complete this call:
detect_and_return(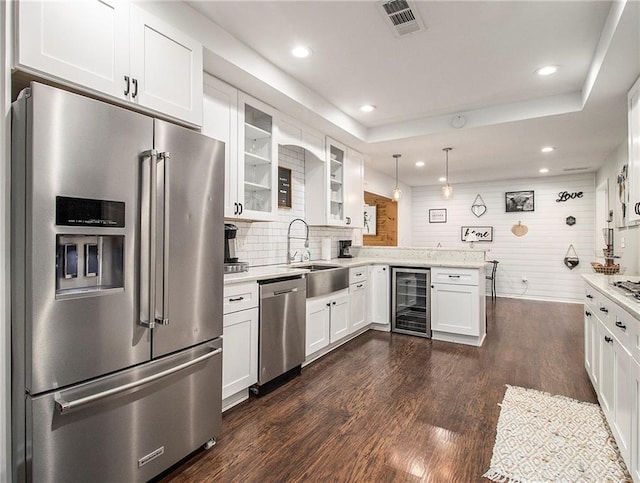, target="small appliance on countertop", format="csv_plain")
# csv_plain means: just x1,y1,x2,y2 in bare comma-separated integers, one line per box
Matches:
225,223,248,273
338,240,353,258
